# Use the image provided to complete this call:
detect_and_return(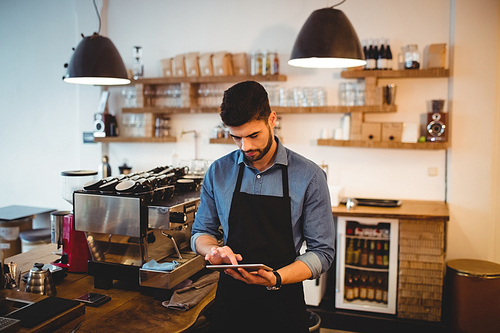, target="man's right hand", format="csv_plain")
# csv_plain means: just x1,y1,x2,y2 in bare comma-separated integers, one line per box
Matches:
205,245,243,265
